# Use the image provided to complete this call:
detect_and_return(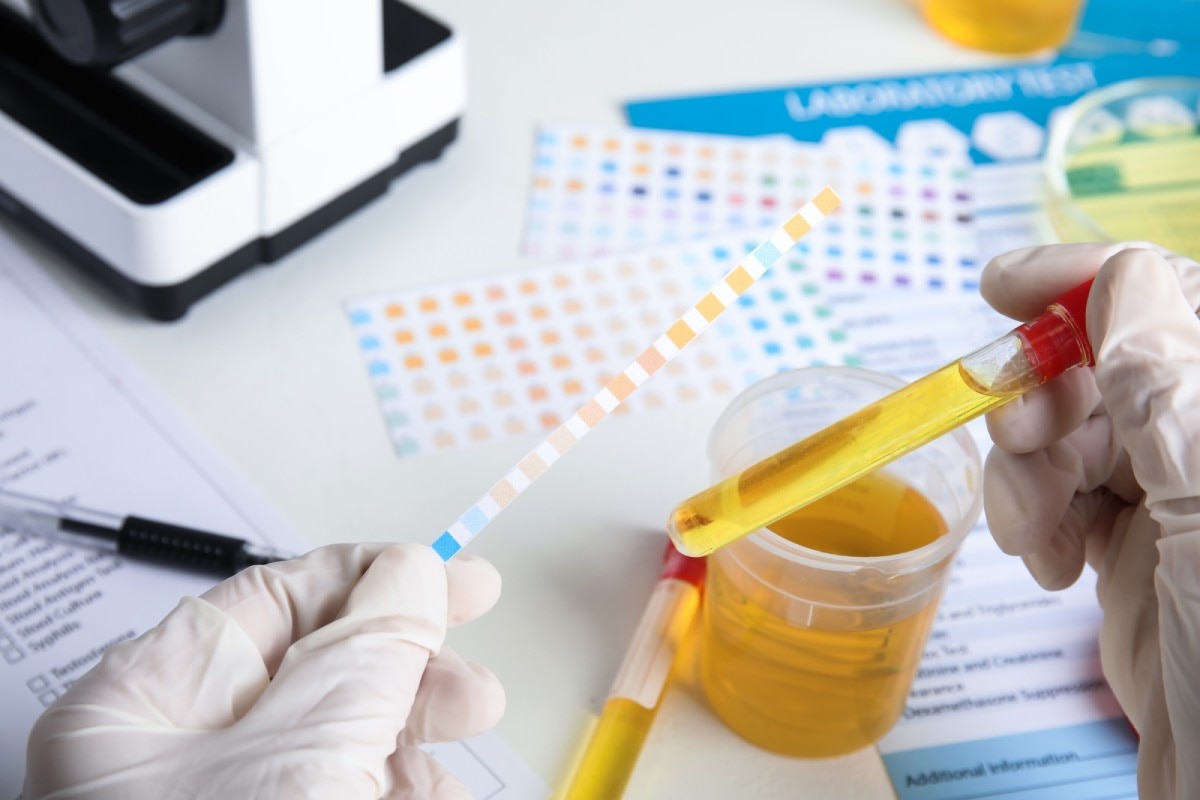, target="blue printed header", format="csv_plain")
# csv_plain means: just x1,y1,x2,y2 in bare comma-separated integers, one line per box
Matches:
626,52,1200,164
